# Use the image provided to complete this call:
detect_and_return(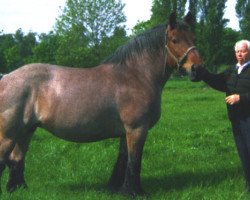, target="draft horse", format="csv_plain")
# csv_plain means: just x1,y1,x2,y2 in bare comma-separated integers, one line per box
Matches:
0,12,203,195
